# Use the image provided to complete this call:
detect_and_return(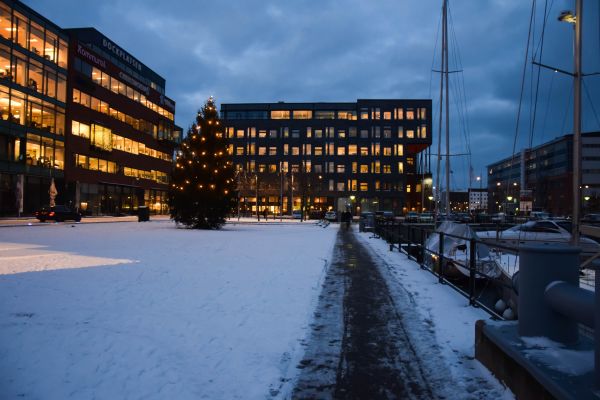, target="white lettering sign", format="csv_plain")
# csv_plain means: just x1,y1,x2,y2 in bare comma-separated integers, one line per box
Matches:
118,71,150,95
102,38,142,71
